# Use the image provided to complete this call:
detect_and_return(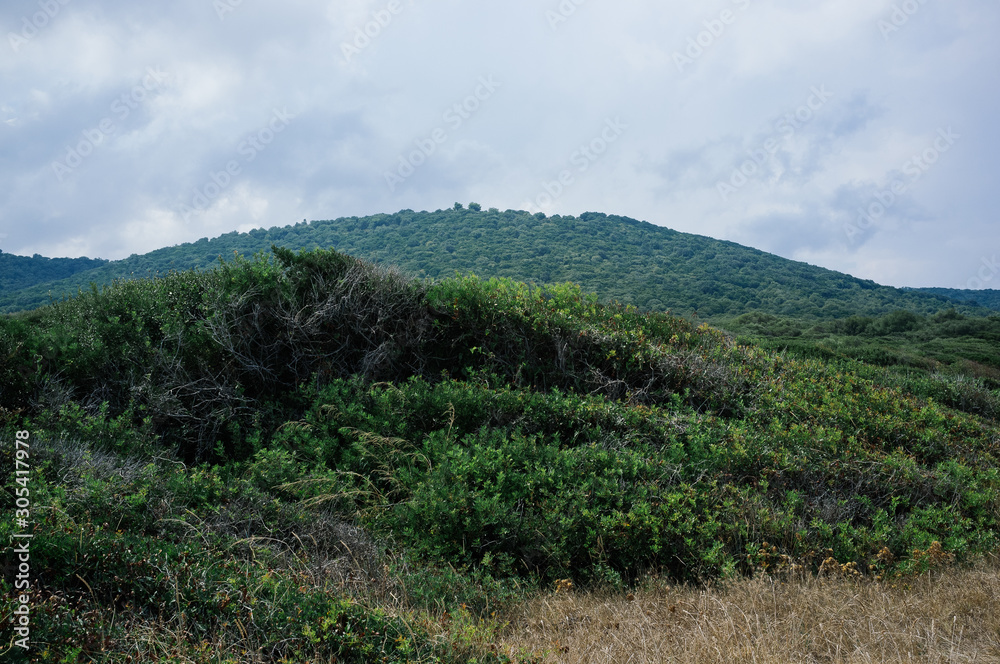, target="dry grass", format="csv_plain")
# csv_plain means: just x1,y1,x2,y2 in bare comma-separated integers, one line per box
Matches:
499,561,1000,663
